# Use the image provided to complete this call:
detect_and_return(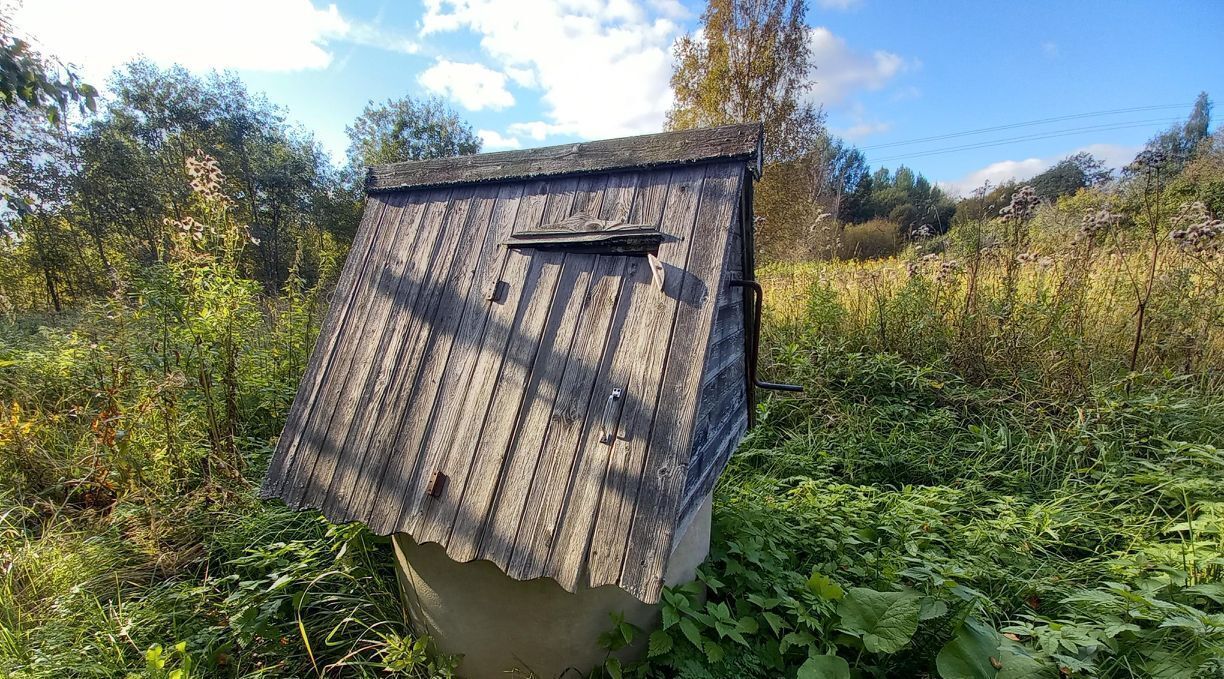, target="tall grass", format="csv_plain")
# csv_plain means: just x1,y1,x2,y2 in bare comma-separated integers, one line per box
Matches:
634,191,1224,678
1,174,1222,678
